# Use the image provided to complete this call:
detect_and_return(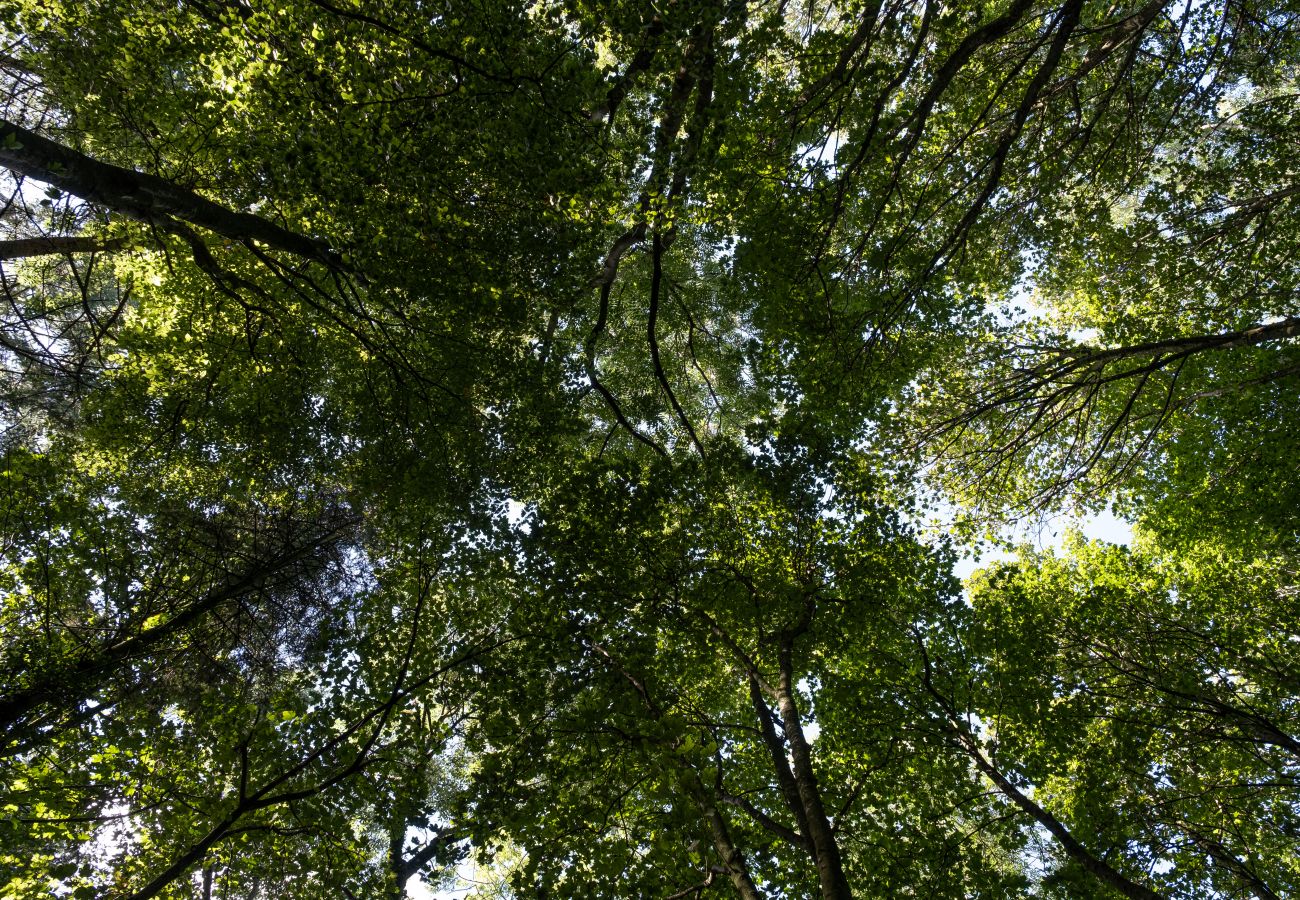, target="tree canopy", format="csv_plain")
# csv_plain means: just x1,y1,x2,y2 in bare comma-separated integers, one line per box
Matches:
1,0,1297,897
